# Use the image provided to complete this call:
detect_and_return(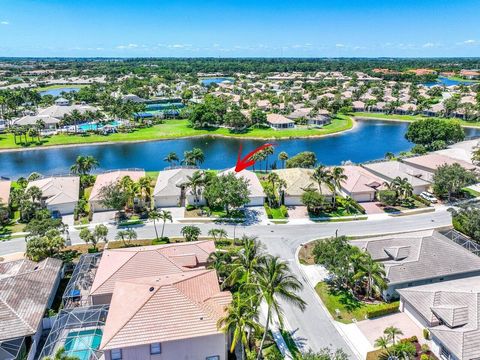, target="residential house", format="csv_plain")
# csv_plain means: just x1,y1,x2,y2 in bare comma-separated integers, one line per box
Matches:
89,241,215,305
339,165,385,202
153,168,205,208
0,179,11,206
362,161,431,194
0,258,62,360
89,170,145,212
460,69,480,80
354,231,480,300
28,176,80,215
36,97,98,120
220,168,265,206
402,154,477,182
399,276,480,360
266,113,295,129
14,115,60,130
273,168,333,206
352,101,366,112
100,270,231,360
